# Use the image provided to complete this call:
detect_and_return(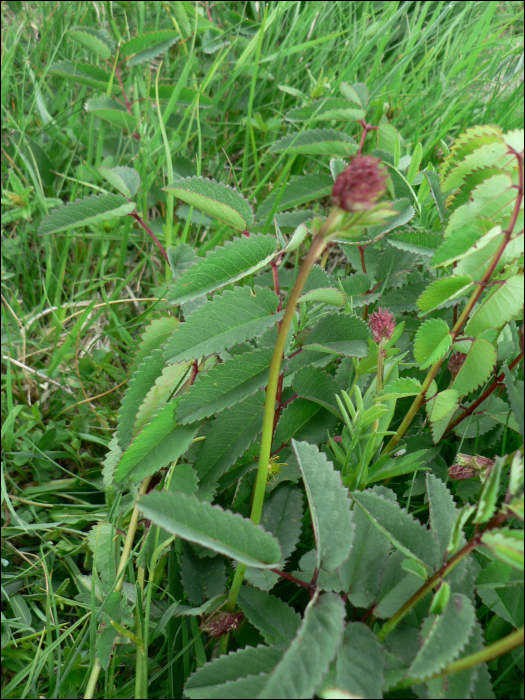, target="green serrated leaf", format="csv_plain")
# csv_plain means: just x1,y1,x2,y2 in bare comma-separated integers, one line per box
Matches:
121,30,180,65
130,316,179,372
259,592,346,699
336,622,386,699
98,166,140,198
352,486,439,569
293,366,340,415
367,450,427,484
38,193,135,236
366,199,416,242
452,339,497,396
409,594,476,680
380,377,422,400
442,141,512,193
303,311,369,357
49,60,112,89
85,97,137,131
117,349,165,451
273,399,337,450
194,391,265,486
102,434,122,487
426,389,461,422
163,286,282,364
293,440,354,571
184,644,283,699
67,27,115,58
180,542,226,606
257,172,334,220
417,275,473,315
388,230,443,256
465,275,524,337
167,234,276,305
480,529,524,572
424,169,447,224
414,318,452,369
379,279,428,313
285,97,365,123
138,490,282,568
474,457,504,525
269,128,358,156
88,522,117,583
237,586,301,648
164,177,253,231
176,348,273,425
427,472,458,561
298,288,346,306
431,224,501,268
114,398,198,483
